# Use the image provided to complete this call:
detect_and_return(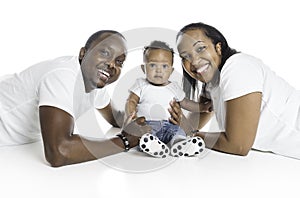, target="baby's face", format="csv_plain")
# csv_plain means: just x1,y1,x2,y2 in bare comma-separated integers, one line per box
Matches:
144,49,173,86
